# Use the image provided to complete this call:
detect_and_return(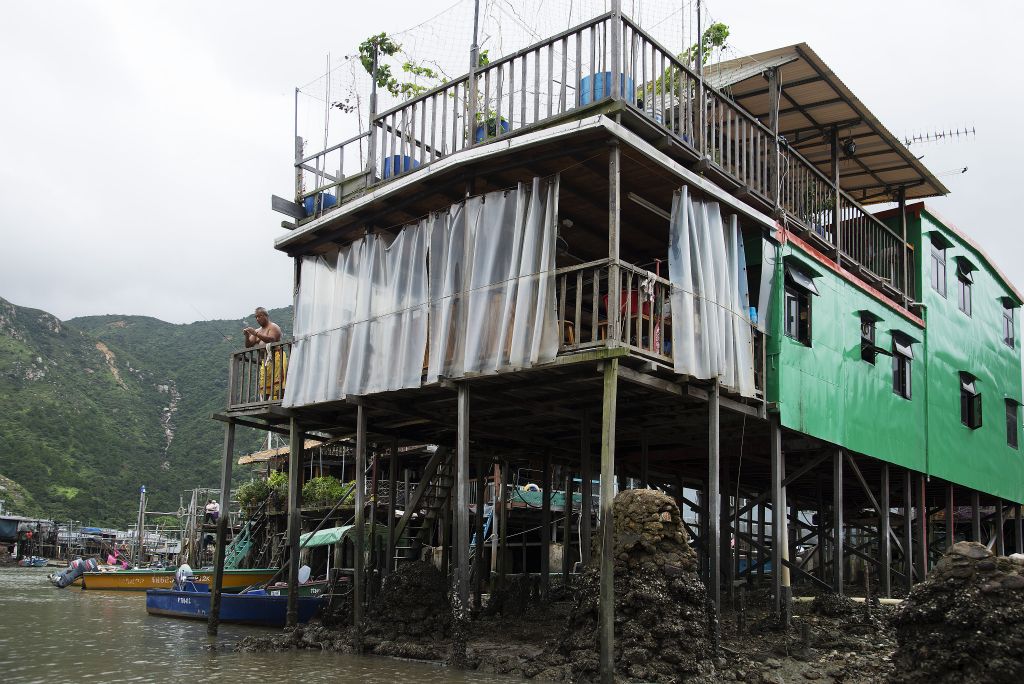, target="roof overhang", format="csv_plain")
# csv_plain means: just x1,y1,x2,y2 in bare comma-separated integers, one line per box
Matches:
708,43,948,205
